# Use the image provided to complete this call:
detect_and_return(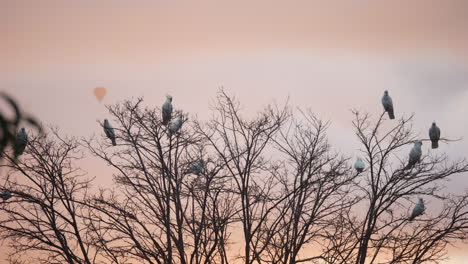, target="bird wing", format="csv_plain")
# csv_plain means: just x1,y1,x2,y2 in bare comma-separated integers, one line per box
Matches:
15,134,25,145
429,126,440,140
104,124,115,138
162,101,172,113
382,96,393,111
414,203,424,215
170,119,181,132
408,147,421,164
